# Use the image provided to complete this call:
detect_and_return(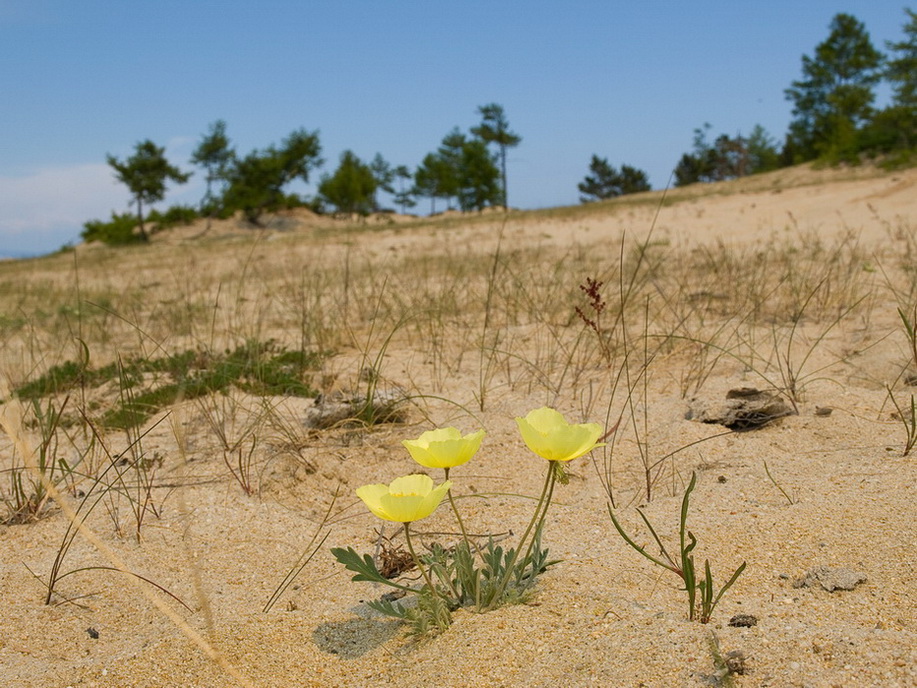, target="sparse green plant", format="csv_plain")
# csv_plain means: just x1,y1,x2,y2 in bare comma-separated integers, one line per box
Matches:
886,386,917,456
476,219,508,411
331,284,411,429
607,471,746,623
0,392,245,683
884,304,917,456
2,395,78,523
764,460,797,504
767,277,863,413
41,412,171,600
223,436,259,496
196,392,278,495
575,248,724,505
898,304,917,372
264,488,339,613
